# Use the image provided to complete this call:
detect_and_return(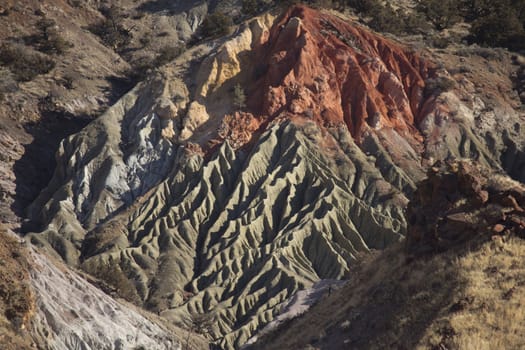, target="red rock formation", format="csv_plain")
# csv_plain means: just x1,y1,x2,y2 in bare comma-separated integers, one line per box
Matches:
247,5,434,143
